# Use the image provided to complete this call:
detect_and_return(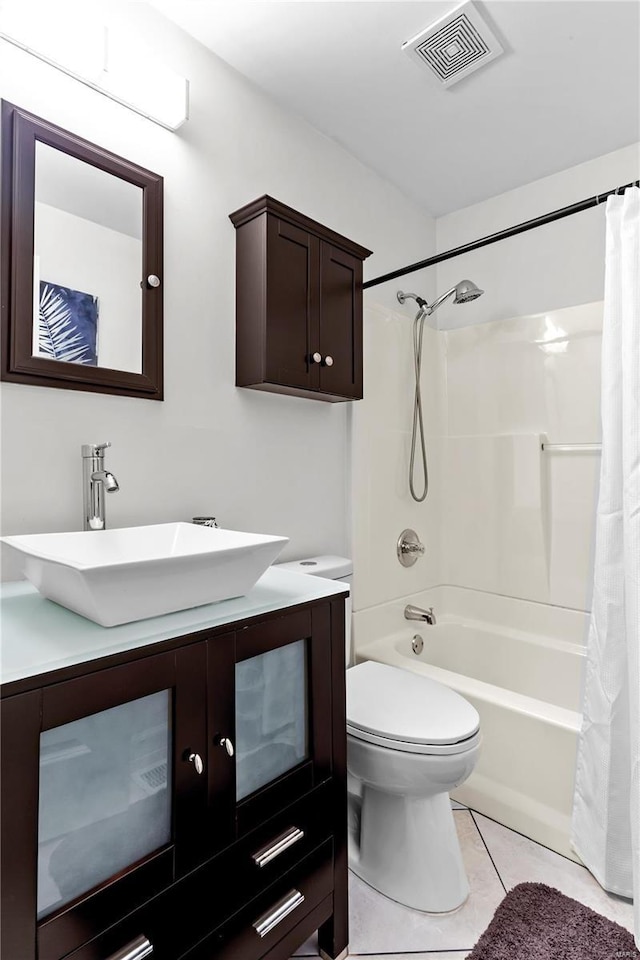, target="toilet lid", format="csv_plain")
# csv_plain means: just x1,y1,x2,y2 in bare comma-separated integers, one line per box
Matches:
346,661,480,746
